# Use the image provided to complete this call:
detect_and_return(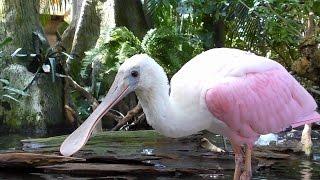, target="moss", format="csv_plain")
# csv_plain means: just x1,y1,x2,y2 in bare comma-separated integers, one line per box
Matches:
22,130,165,155
2,103,46,135
0,65,61,136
